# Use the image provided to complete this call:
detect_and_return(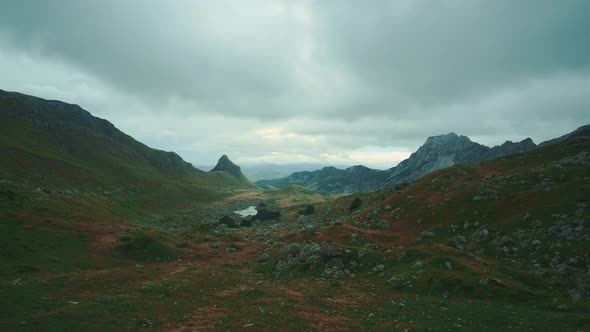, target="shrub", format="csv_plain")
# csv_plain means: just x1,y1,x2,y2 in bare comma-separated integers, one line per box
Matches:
349,197,362,212
299,204,315,216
